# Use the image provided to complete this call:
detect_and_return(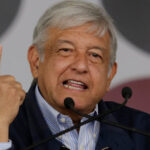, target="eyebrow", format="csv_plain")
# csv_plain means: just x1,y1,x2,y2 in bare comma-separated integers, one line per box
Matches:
56,39,107,51
87,46,106,52
56,39,74,46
